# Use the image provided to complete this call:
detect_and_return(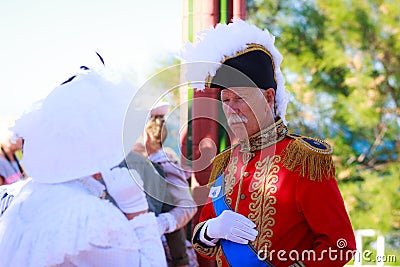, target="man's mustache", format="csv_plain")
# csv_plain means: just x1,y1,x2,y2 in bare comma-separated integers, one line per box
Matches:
227,114,248,125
